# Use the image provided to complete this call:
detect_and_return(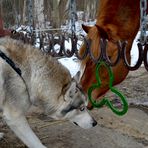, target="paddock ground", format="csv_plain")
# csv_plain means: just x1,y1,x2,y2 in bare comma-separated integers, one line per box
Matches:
0,67,148,148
